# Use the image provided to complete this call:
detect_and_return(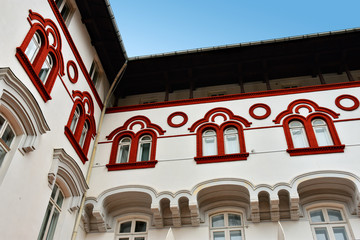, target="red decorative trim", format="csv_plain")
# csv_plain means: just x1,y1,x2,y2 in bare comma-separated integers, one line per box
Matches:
249,103,271,120
107,116,165,140
334,118,360,123
106,161,158,171
64,126,88,164
158,133,197,139
106,81,360,113
210,113,228,122
67,60,78,83
189,107,251,132
244,125,283,131
335,94,359,111
16,10,65,102
295,105,313,114
48,0,103,109
287,145,345,156
274,99,339,124
195,153,249,164
59,75,74,102
167,112,188,128
106,129,158,171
